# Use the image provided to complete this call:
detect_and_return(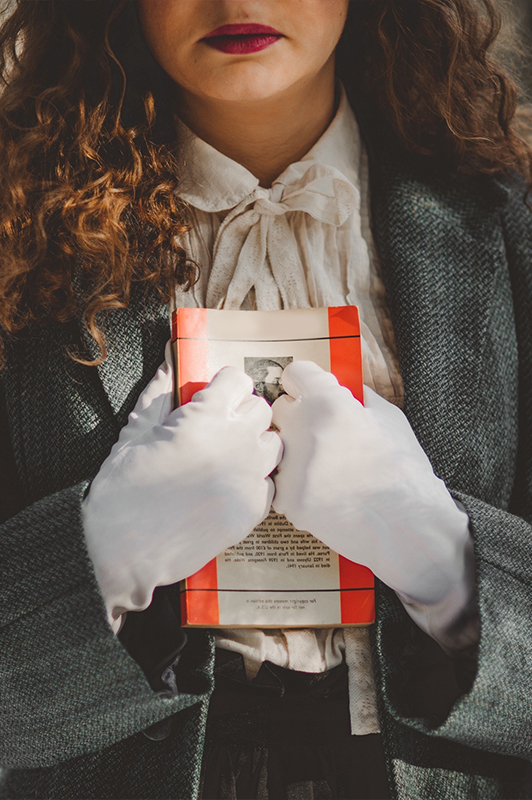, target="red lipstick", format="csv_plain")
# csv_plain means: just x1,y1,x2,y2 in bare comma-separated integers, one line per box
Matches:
202,24,283,55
